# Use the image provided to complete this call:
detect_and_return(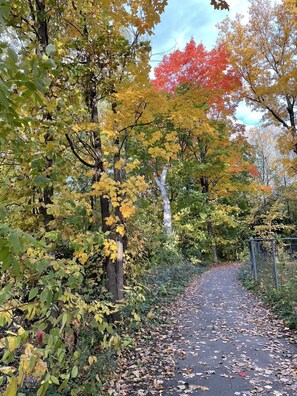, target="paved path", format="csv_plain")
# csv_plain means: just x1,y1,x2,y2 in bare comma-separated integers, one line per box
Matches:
163,264,297,396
